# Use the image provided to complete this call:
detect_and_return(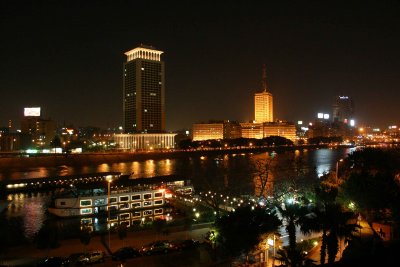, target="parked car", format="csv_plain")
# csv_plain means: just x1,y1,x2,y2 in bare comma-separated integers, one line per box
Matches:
175,239,200,250
36,257,70,267
140,240,178,255
112,246,141,260
76,250,105,265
